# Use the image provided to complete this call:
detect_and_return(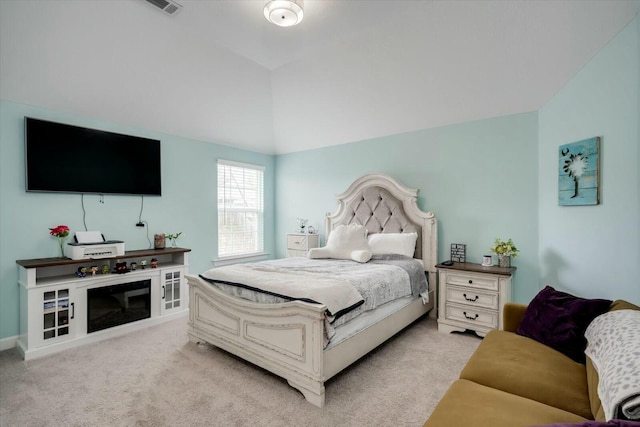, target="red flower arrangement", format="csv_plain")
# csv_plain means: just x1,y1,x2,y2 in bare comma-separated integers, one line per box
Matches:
49,225,70,257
